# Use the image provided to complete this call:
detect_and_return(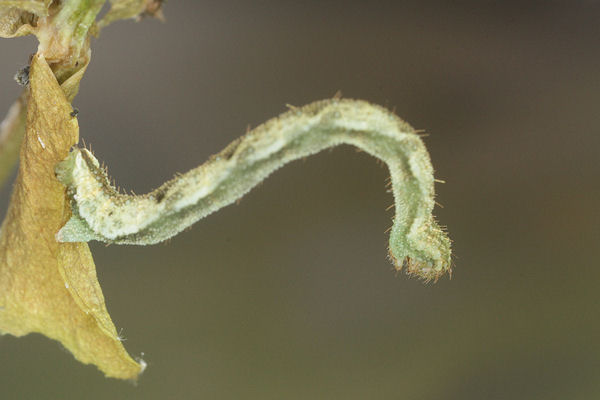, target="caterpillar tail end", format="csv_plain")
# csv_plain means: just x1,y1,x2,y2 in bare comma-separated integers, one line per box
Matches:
388,221,452,283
